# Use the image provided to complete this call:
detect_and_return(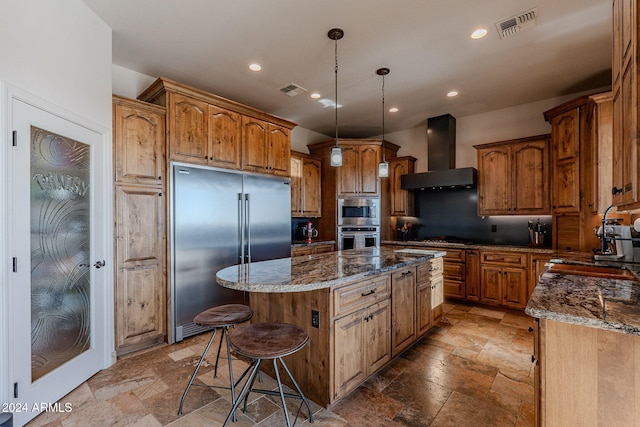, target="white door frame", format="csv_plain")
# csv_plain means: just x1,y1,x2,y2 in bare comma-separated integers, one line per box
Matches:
0,82,114,425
